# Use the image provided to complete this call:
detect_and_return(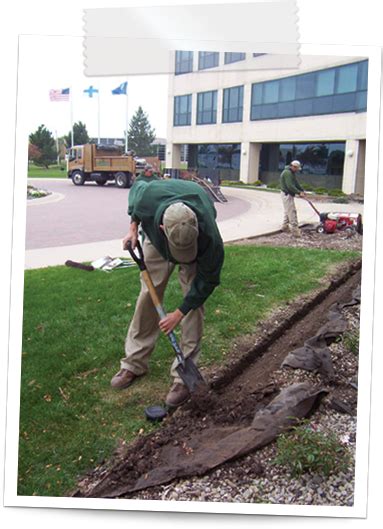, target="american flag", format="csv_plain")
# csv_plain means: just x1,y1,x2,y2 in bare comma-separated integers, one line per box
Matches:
49,88,70,101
